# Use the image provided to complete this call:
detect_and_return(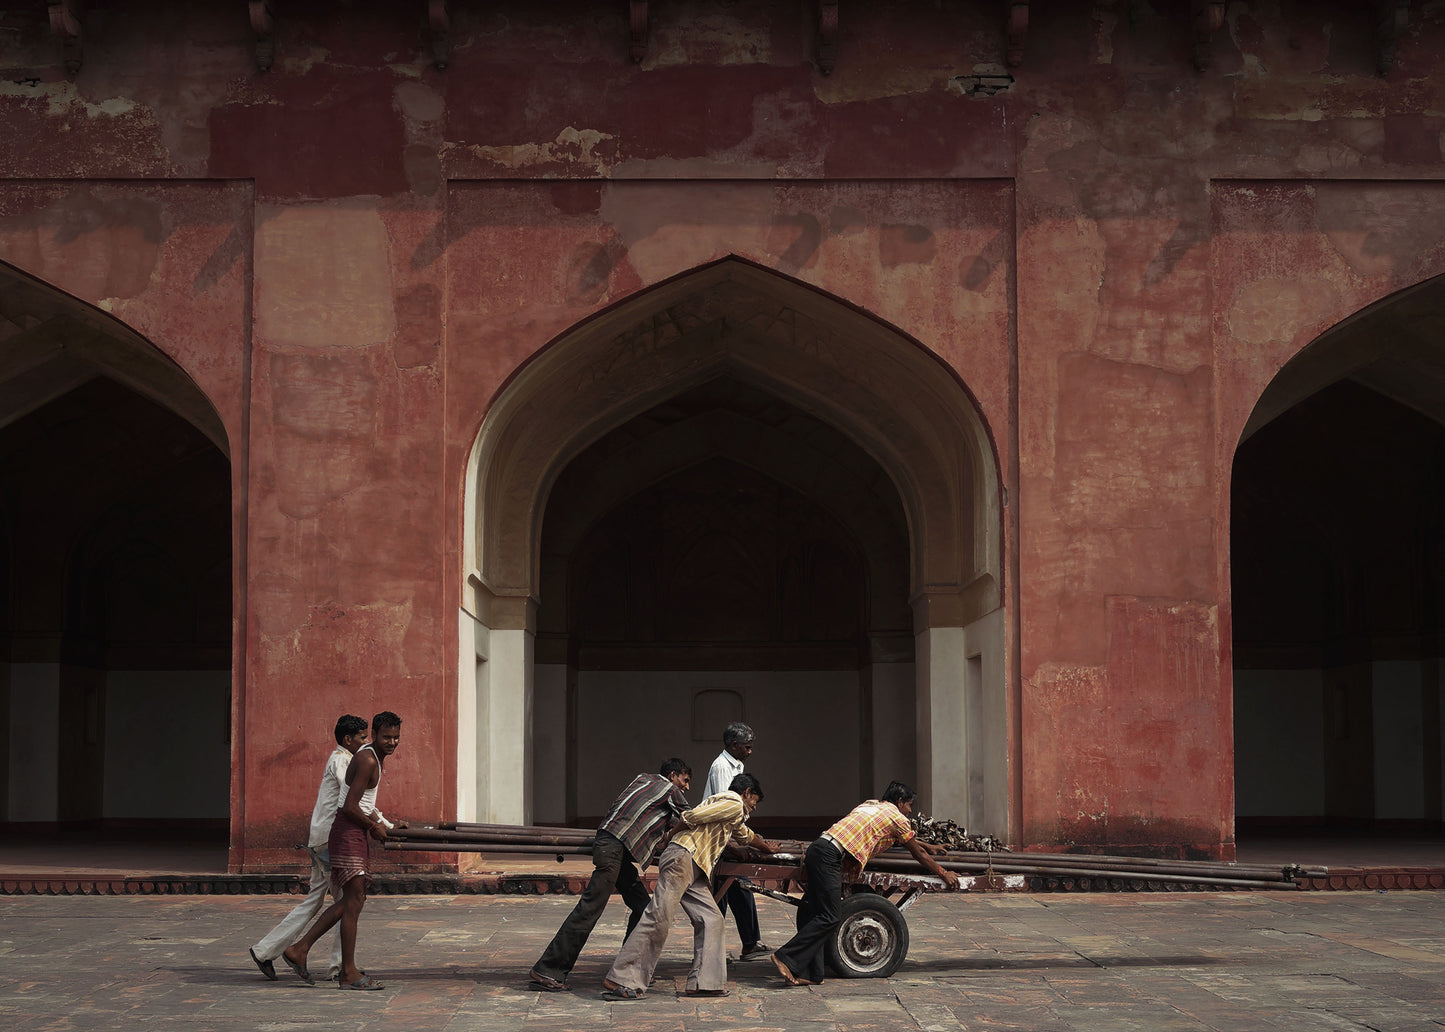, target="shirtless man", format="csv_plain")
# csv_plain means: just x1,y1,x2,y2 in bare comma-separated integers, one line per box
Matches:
281,711,406,990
